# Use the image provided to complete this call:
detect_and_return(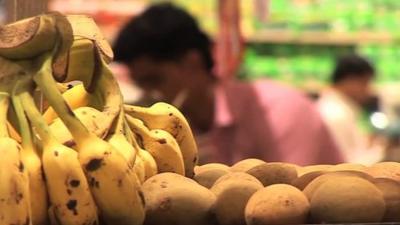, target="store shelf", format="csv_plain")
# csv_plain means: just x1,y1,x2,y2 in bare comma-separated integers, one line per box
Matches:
49,0,148,16
246,30,394,45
